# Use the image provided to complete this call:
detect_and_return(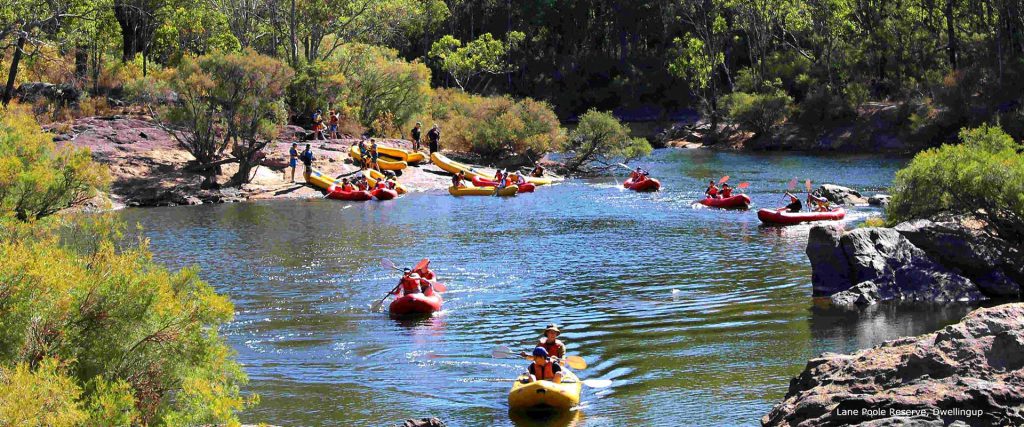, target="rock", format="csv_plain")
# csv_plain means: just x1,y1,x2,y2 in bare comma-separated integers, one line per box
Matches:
895,218,1023,298
808,225,990,305
818,184,869,205
868,194,891,206
391,418,446,427
763,303,1024,427
16,82,81,106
